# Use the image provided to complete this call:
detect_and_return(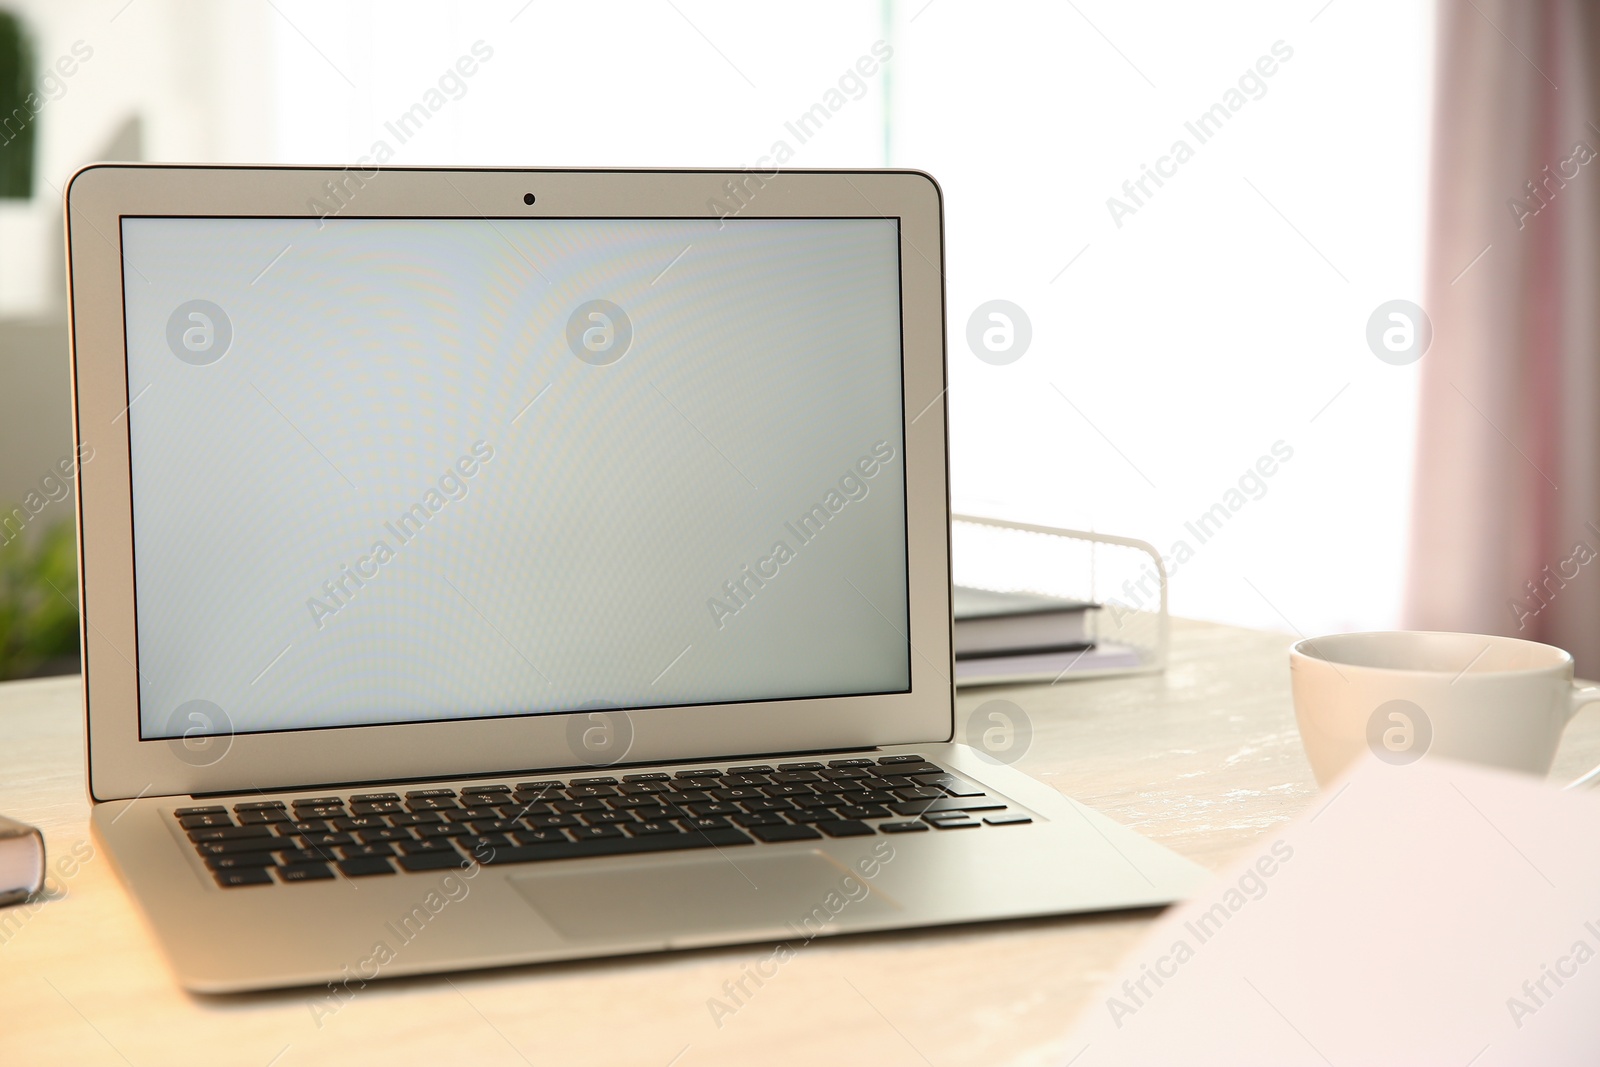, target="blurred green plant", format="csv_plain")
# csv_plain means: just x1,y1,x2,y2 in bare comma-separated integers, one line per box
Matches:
0,519,79,679
0,10,37,198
